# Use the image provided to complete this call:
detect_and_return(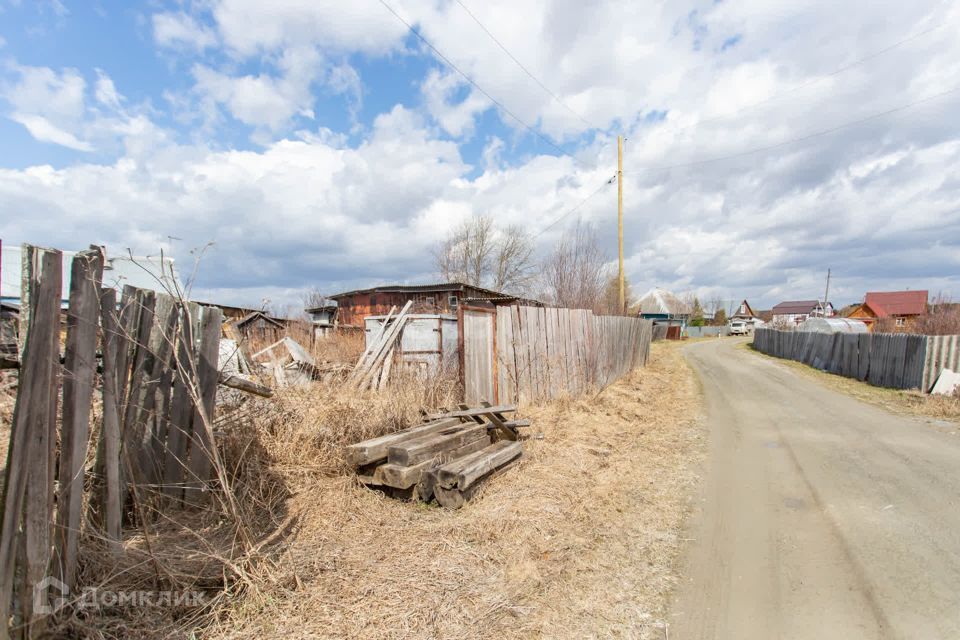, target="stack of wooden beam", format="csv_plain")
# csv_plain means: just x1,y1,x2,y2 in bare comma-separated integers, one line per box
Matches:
346,404,527,508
